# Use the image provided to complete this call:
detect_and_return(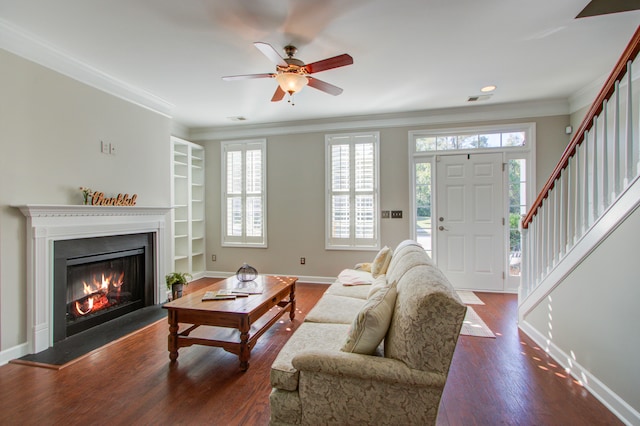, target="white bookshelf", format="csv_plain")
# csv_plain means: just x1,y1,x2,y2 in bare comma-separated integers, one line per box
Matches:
171,137,205,277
